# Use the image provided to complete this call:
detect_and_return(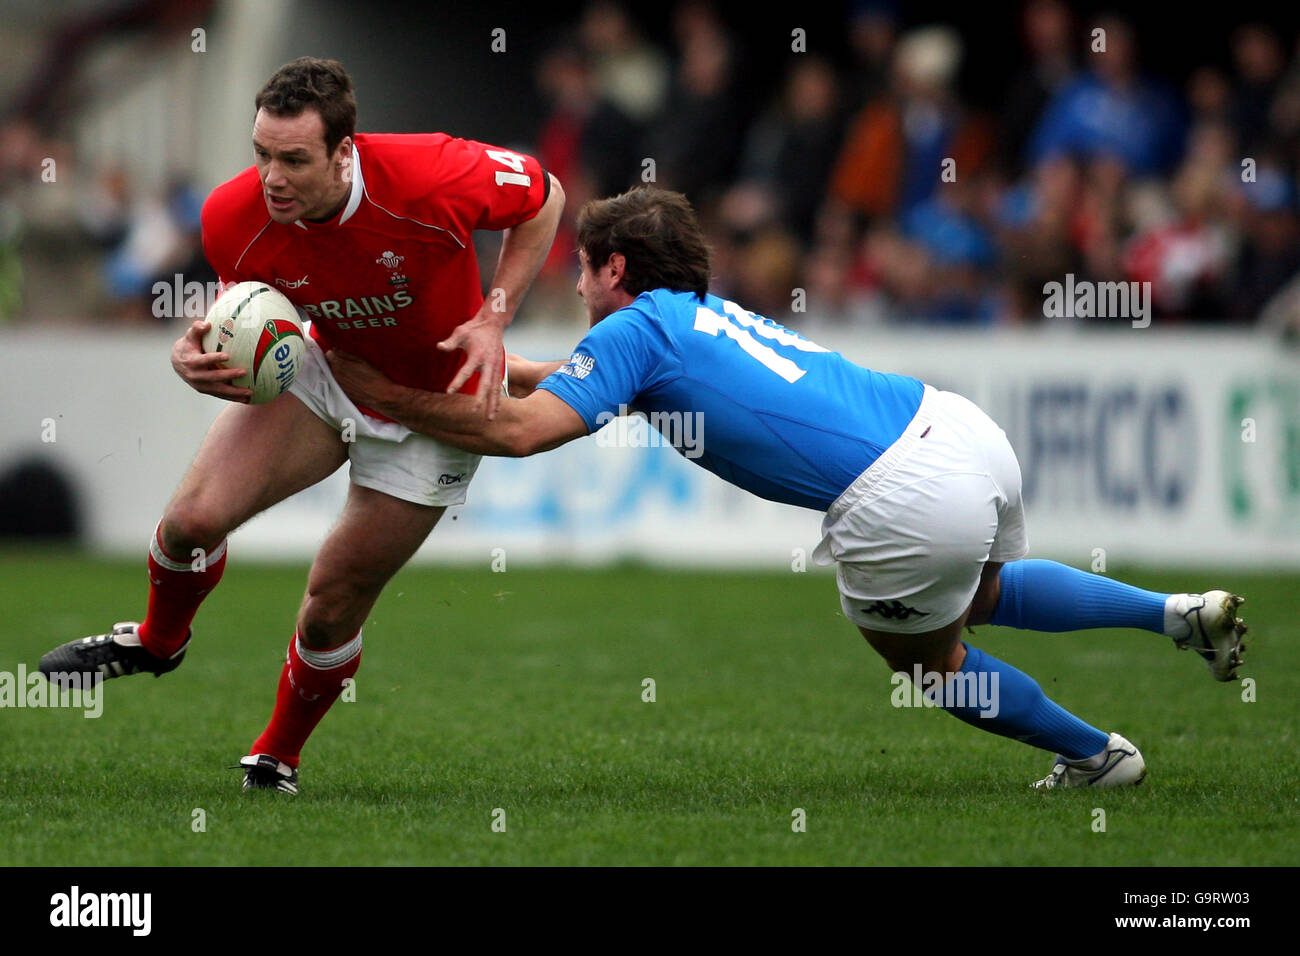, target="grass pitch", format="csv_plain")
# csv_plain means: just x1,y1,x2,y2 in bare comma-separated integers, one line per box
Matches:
1,548,1295,866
